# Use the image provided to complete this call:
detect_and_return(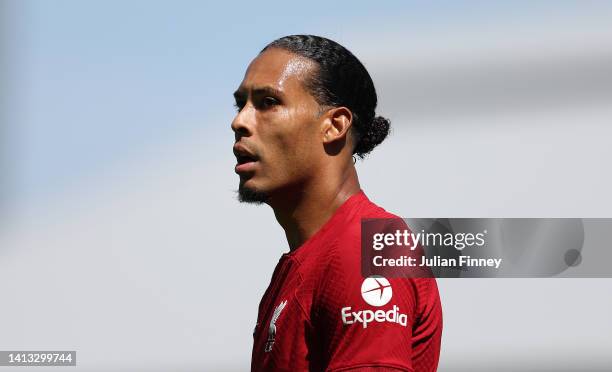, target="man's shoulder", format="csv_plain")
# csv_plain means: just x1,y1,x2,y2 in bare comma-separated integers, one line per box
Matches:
295,194,402,275
305,198,399,278
332,196,401,255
